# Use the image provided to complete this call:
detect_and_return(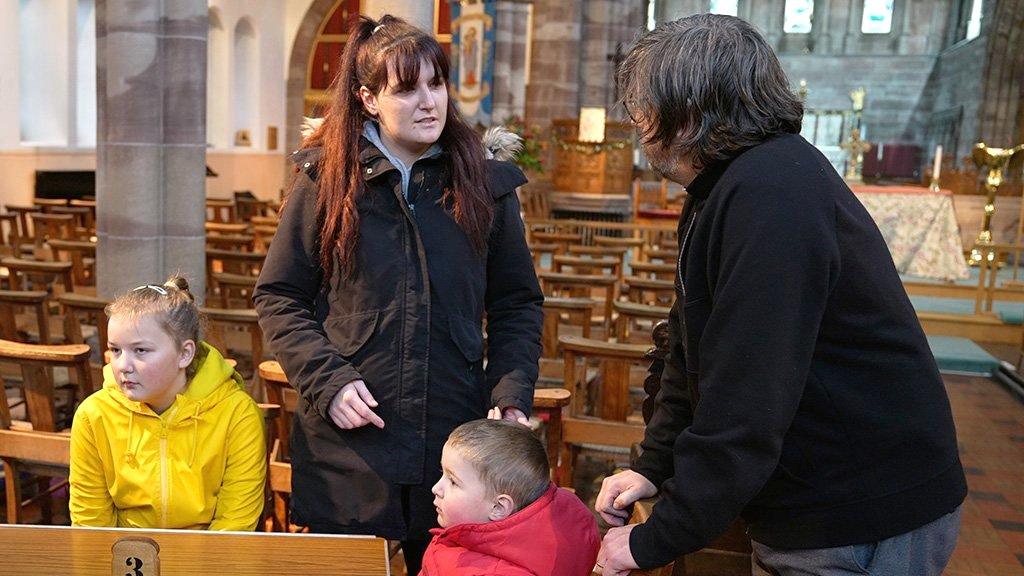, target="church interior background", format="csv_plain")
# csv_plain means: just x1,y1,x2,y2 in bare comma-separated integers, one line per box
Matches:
1,1,1024,574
